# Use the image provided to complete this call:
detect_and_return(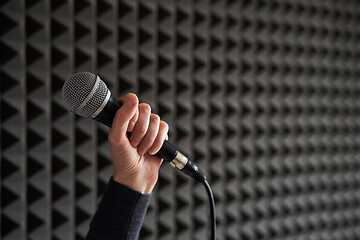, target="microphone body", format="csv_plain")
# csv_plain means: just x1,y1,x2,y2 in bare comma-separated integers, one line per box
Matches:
62,73,205,181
